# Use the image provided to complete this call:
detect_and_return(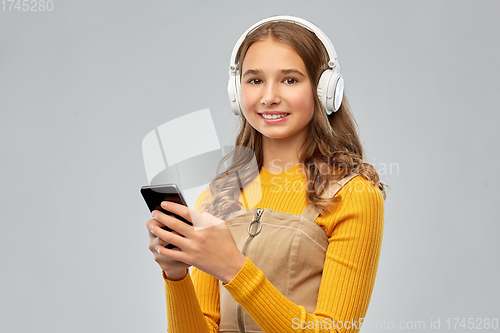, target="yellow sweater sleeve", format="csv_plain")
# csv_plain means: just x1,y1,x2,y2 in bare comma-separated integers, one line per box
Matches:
223,176,384,333
163,177,384,333
163,188,220,332
163,271,213,332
